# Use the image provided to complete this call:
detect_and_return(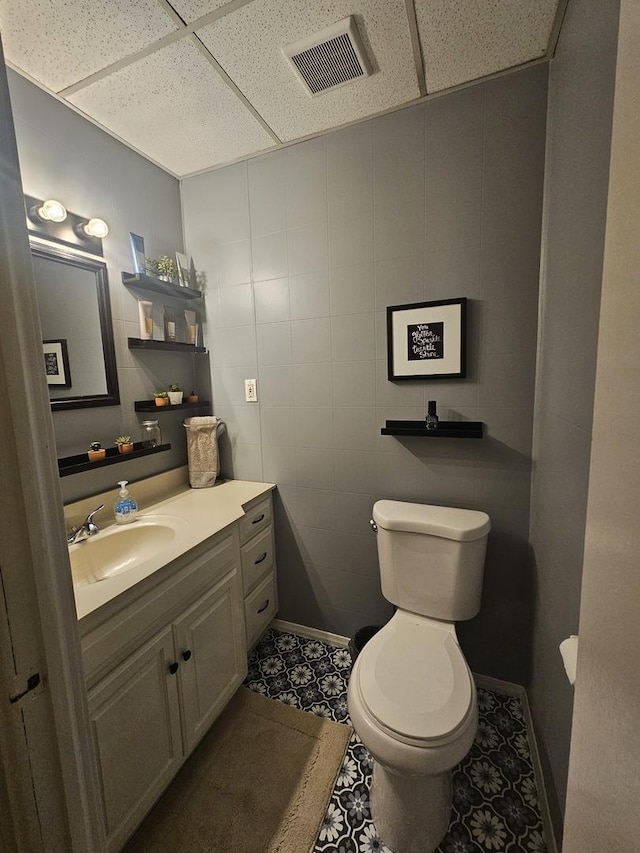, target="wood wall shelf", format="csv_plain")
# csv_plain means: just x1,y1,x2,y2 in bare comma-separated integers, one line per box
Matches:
134,400,211,413
58,442,171,477
122,272,202,300
128,338,207,353
381,420,484,439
